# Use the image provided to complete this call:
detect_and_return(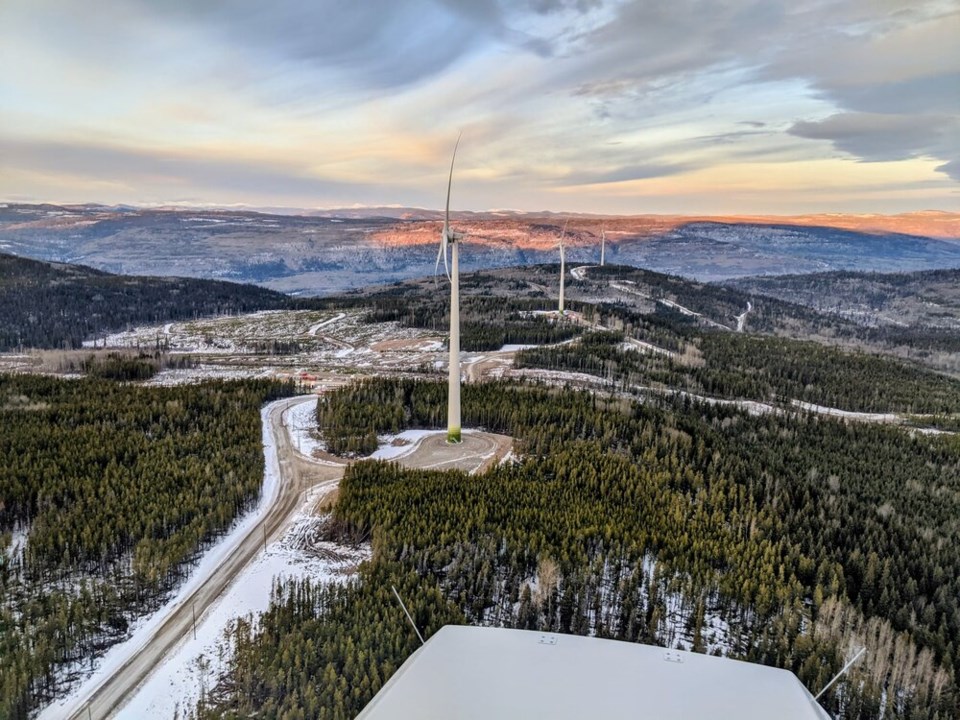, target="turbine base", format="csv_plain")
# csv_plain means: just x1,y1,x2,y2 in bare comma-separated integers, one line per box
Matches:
447,428,462,444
